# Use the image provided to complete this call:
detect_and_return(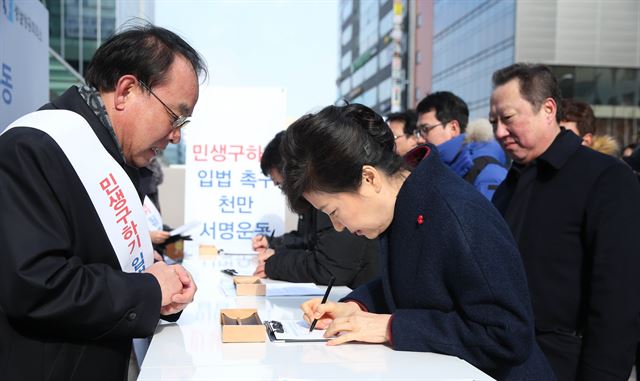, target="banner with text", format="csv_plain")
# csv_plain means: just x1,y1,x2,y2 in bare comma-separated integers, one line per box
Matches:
0,0,48,131
184,87,286,254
